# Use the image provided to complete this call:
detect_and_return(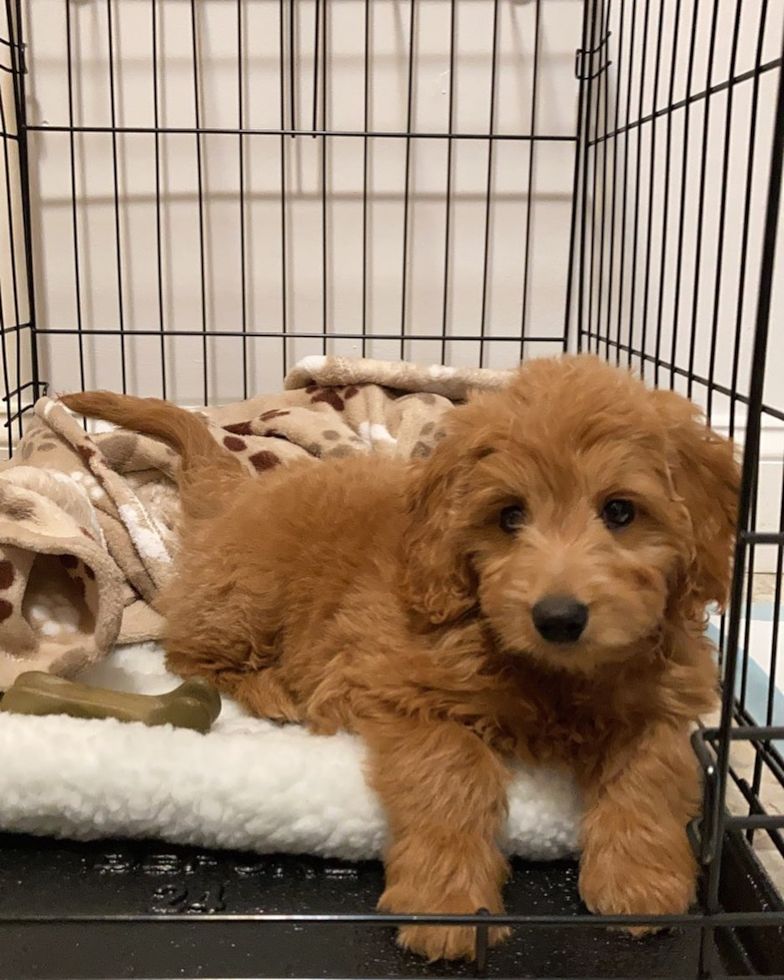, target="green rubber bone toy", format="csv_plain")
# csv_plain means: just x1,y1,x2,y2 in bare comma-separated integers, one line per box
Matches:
0,670,221,734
